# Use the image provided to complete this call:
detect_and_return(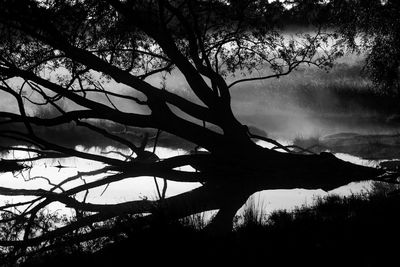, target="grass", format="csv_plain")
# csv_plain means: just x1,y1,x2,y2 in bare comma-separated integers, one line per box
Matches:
233,62,400,116
293,133,400,159
233,195,267,230
15,183,400,267
0,118,196,151
292,135,324,152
